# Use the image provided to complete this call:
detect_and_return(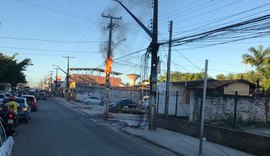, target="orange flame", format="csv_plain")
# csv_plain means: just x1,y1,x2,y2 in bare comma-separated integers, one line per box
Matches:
105,54,113,79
